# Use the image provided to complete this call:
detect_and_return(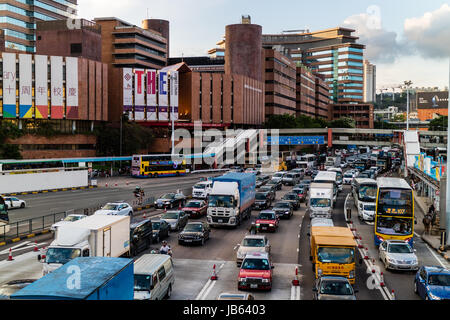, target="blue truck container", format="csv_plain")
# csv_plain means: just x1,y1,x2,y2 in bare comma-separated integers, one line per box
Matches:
212,172,256,212
10,257,134,300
